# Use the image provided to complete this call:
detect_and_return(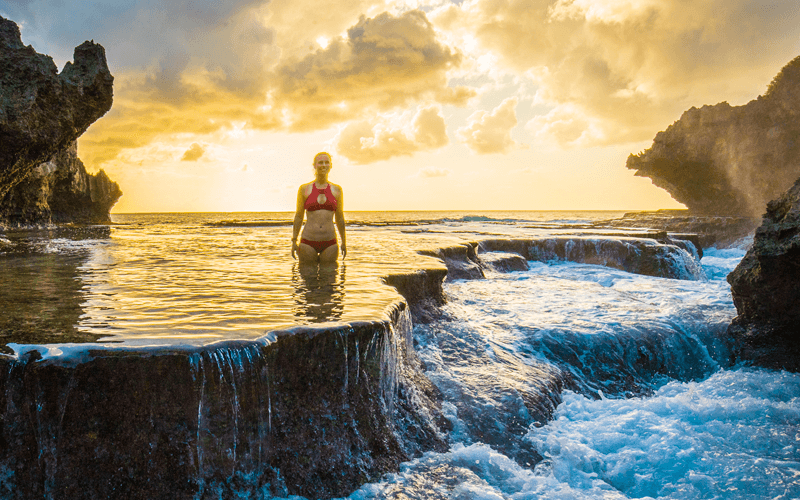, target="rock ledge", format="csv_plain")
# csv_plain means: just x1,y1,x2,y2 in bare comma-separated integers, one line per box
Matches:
727,177,800,371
